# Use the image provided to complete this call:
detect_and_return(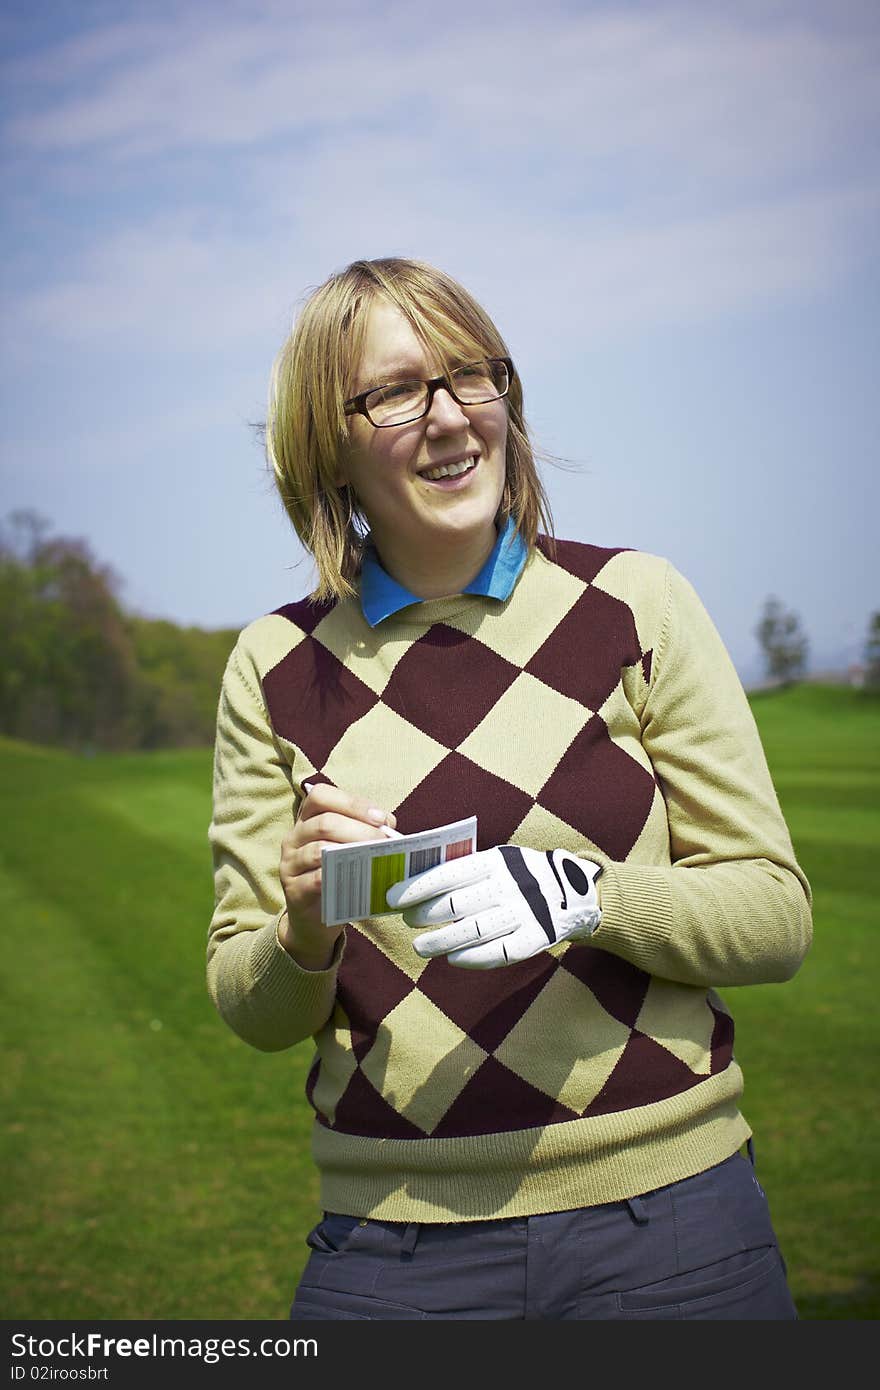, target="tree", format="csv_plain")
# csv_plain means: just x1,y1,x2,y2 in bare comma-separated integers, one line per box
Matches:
127,615,238,748
755,596,808,685
0,511,136,749
865,612,880,690
0,511,238,751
